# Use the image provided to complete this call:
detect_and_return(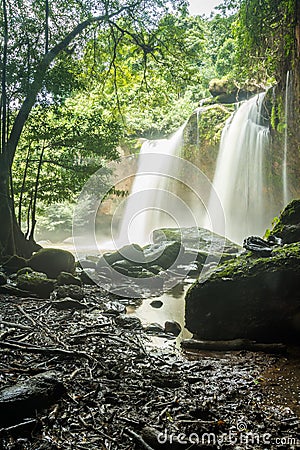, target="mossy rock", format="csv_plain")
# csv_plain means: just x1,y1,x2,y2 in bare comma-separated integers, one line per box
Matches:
96,244,145,271
56,285,84,301
153,227,241,254
28,248,75,279
268,199,300,244
185,242,300,343
57,272,81,286
143,241,183,270
16,272,55,298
